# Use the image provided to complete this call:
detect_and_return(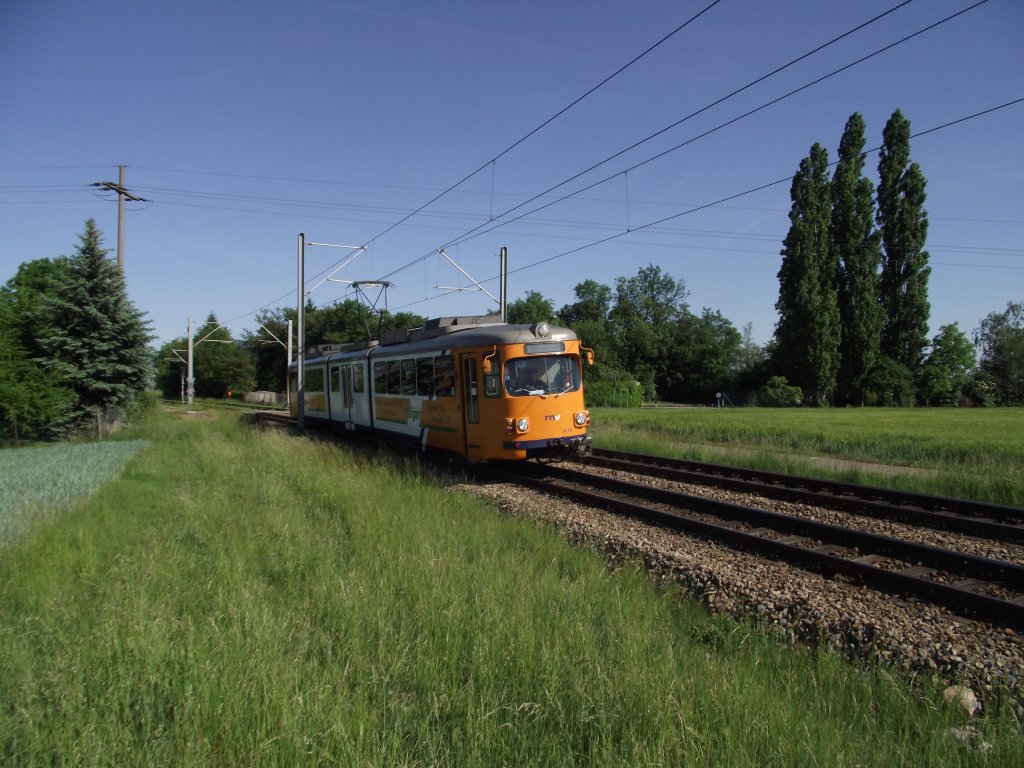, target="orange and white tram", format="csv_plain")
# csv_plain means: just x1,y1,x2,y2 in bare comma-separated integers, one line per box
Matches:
288,315,593,461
